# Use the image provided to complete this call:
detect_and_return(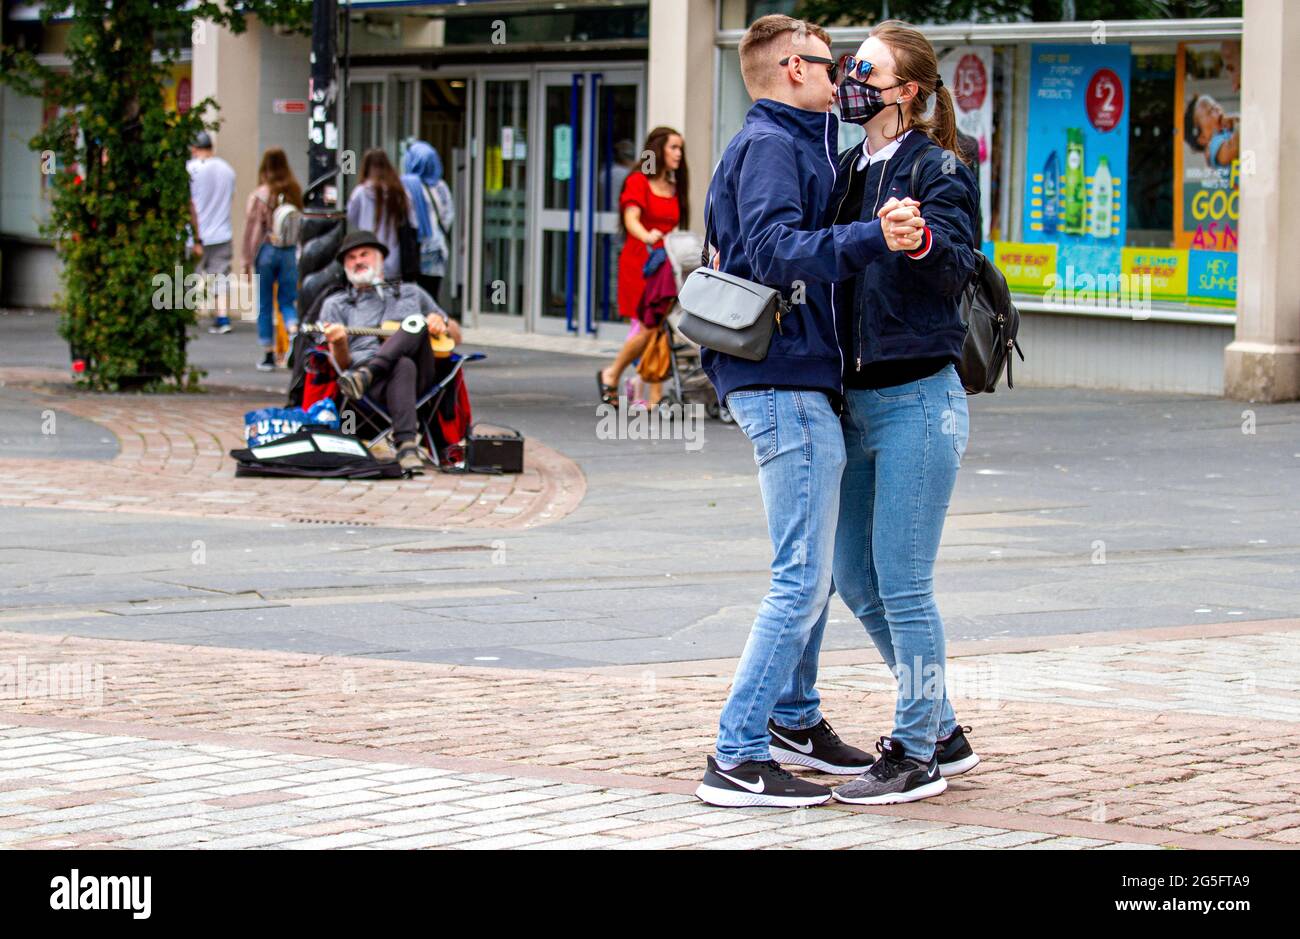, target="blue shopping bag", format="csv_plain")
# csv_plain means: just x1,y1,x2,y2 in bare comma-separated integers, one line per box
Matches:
244,398,341,446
